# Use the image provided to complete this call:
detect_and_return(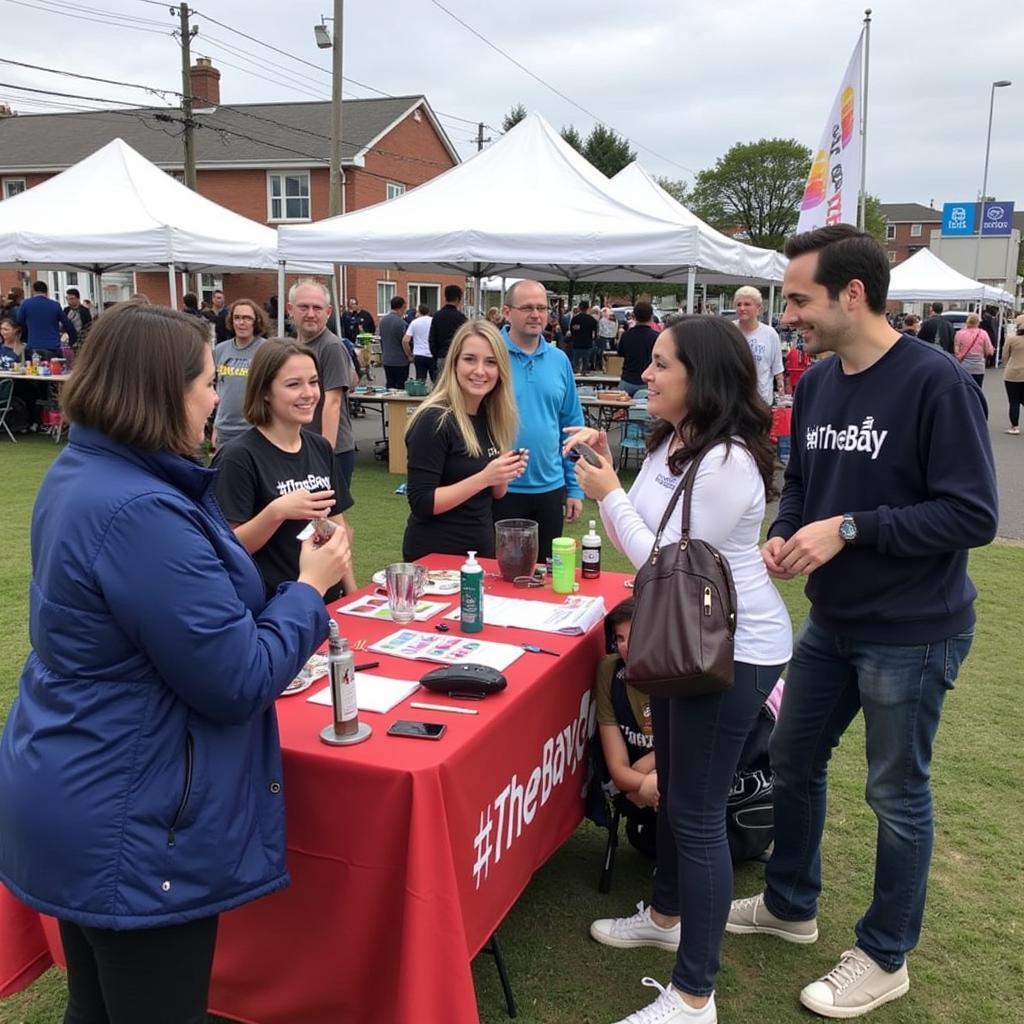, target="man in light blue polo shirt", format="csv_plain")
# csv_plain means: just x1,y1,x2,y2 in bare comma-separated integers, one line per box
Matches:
495,279,585,560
